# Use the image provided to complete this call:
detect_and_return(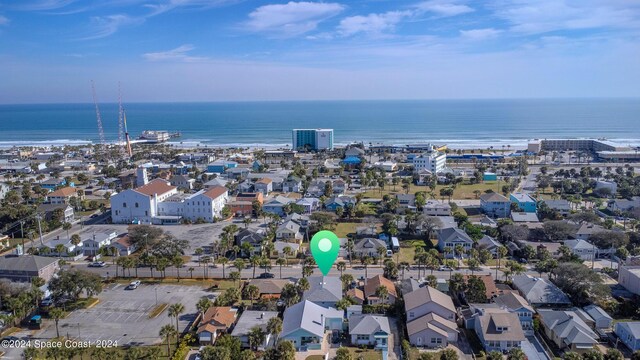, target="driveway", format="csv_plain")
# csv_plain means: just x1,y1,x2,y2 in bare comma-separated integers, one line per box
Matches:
522,336,551,360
